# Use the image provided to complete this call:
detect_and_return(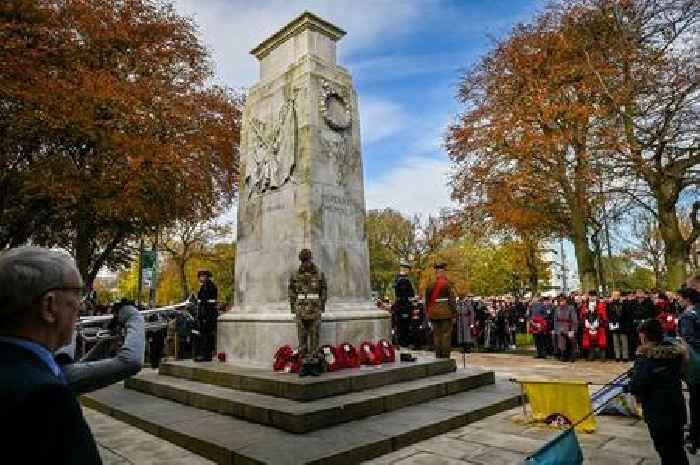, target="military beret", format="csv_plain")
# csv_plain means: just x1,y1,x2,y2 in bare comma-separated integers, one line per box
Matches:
299,249,313,262
434,262,447,270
